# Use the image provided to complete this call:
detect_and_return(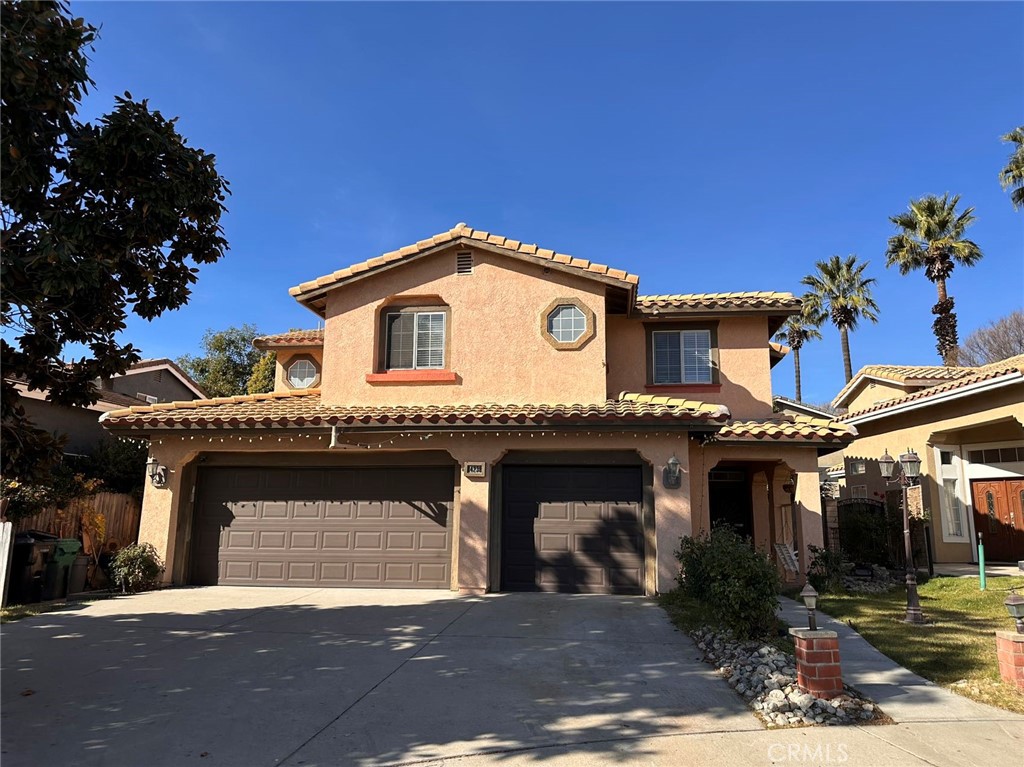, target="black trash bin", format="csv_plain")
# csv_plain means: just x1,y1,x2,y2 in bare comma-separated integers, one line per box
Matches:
42,539,82,601
9,531,59,605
